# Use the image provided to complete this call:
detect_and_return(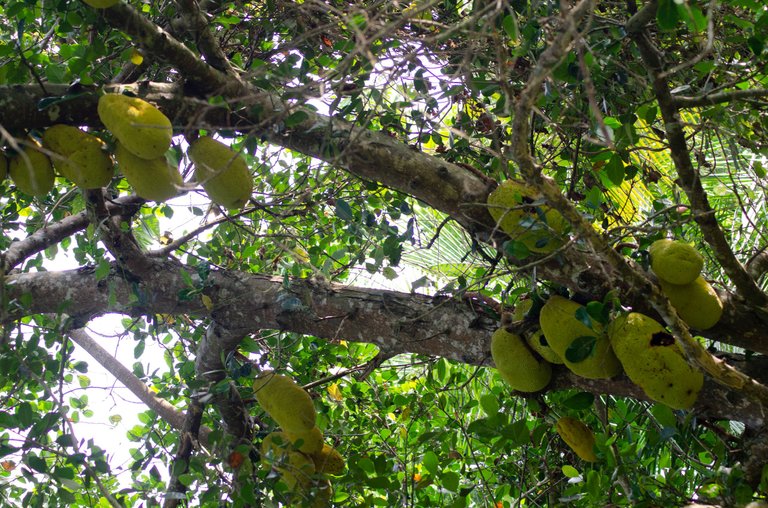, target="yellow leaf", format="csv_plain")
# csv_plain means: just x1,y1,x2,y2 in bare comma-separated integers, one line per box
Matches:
130,49,143,66
201,294,213,310
327,382,343,401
